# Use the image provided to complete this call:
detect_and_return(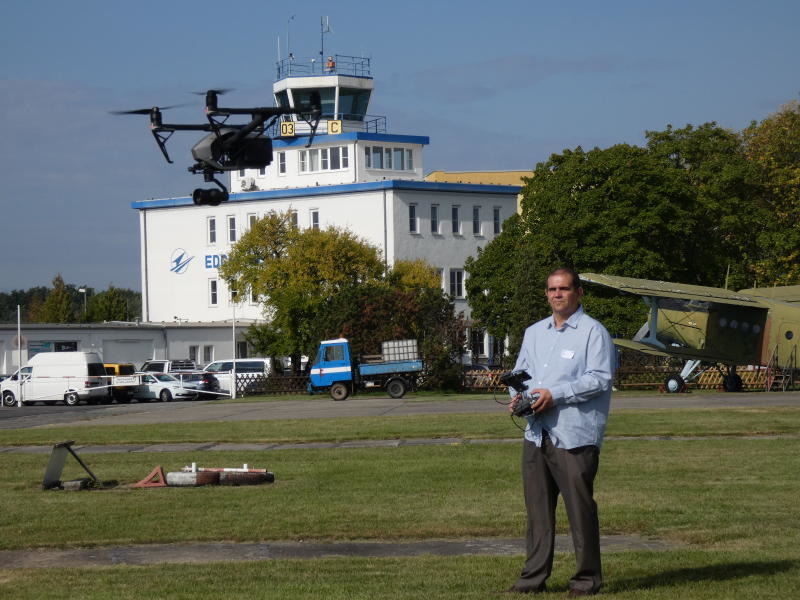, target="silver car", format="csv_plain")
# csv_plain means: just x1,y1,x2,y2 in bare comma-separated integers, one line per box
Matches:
133,373,199,402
